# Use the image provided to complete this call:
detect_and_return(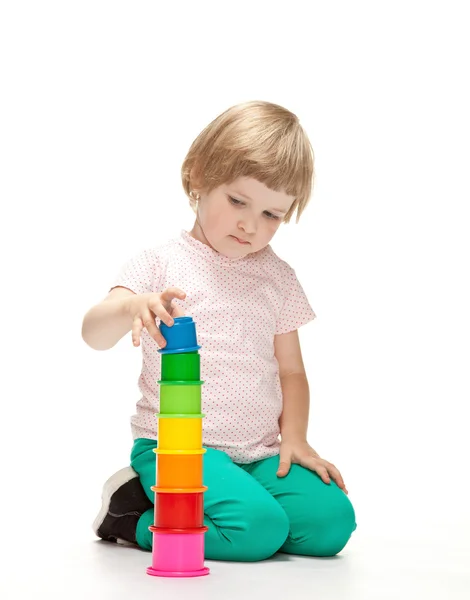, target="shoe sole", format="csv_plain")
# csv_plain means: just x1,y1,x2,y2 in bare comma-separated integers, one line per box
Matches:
92,466,138,537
